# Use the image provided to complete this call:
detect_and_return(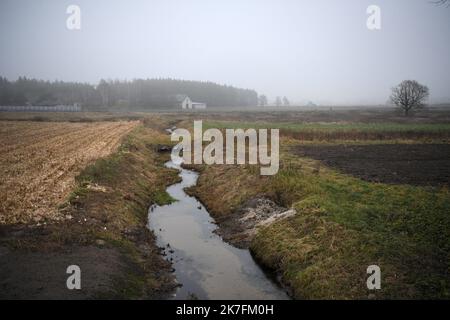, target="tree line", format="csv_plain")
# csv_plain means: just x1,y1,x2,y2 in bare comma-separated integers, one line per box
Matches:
258,95,290,107
0,77,258,110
